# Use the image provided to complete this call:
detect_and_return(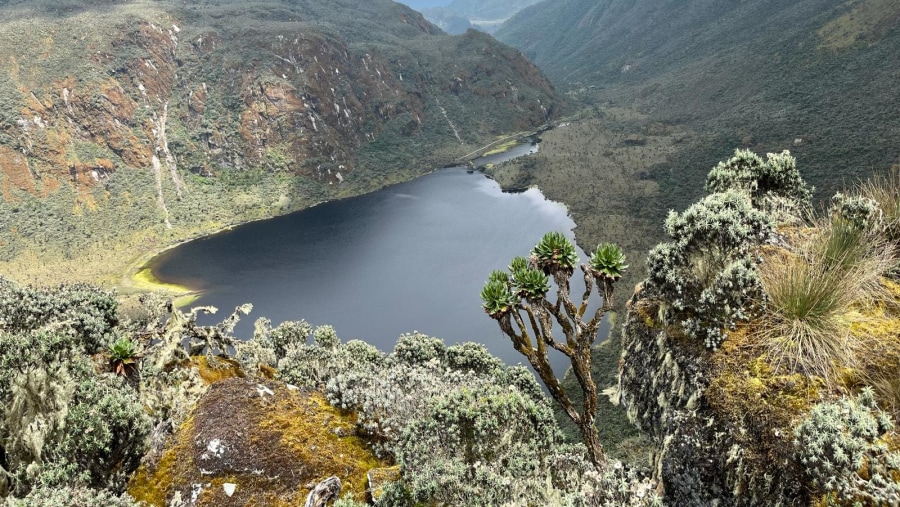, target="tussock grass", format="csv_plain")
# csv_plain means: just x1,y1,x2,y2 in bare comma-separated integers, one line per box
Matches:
760,218,895,381
815,219,869,271
759,250,855,380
